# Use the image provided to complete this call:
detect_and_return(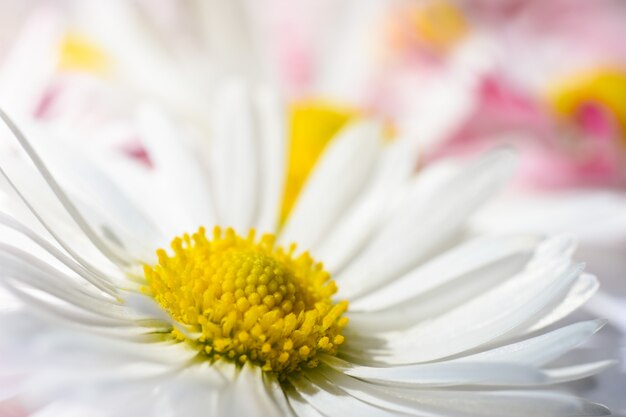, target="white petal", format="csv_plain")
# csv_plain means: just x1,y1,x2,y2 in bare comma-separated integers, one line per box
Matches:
314,136,420,274
279,121,381,251
0,212,117,295
585,290,626,333
209,82,259,232
284,386,325,417
471,190,626,245
254,88,287,234
0,245,127,320
543,361,616,384
288,372,399,417
346,236,537,332
0,110,131,268
83,145,169,241
24,361,225,417
345,238,584,364
215,364,284,417
315,0,387,103
313,368,610,417
310,365,437,417
262,373,297,417
0,7,62,117
36,136,163,260
323,360,609,416
399,390,610,417
337,149,516,299
516,273,599,335
0,313,192,372
323,357,547,387
136,104,216,235
2,282,133,328
456,320,606,367
351,234,541,312
72,0,211,122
